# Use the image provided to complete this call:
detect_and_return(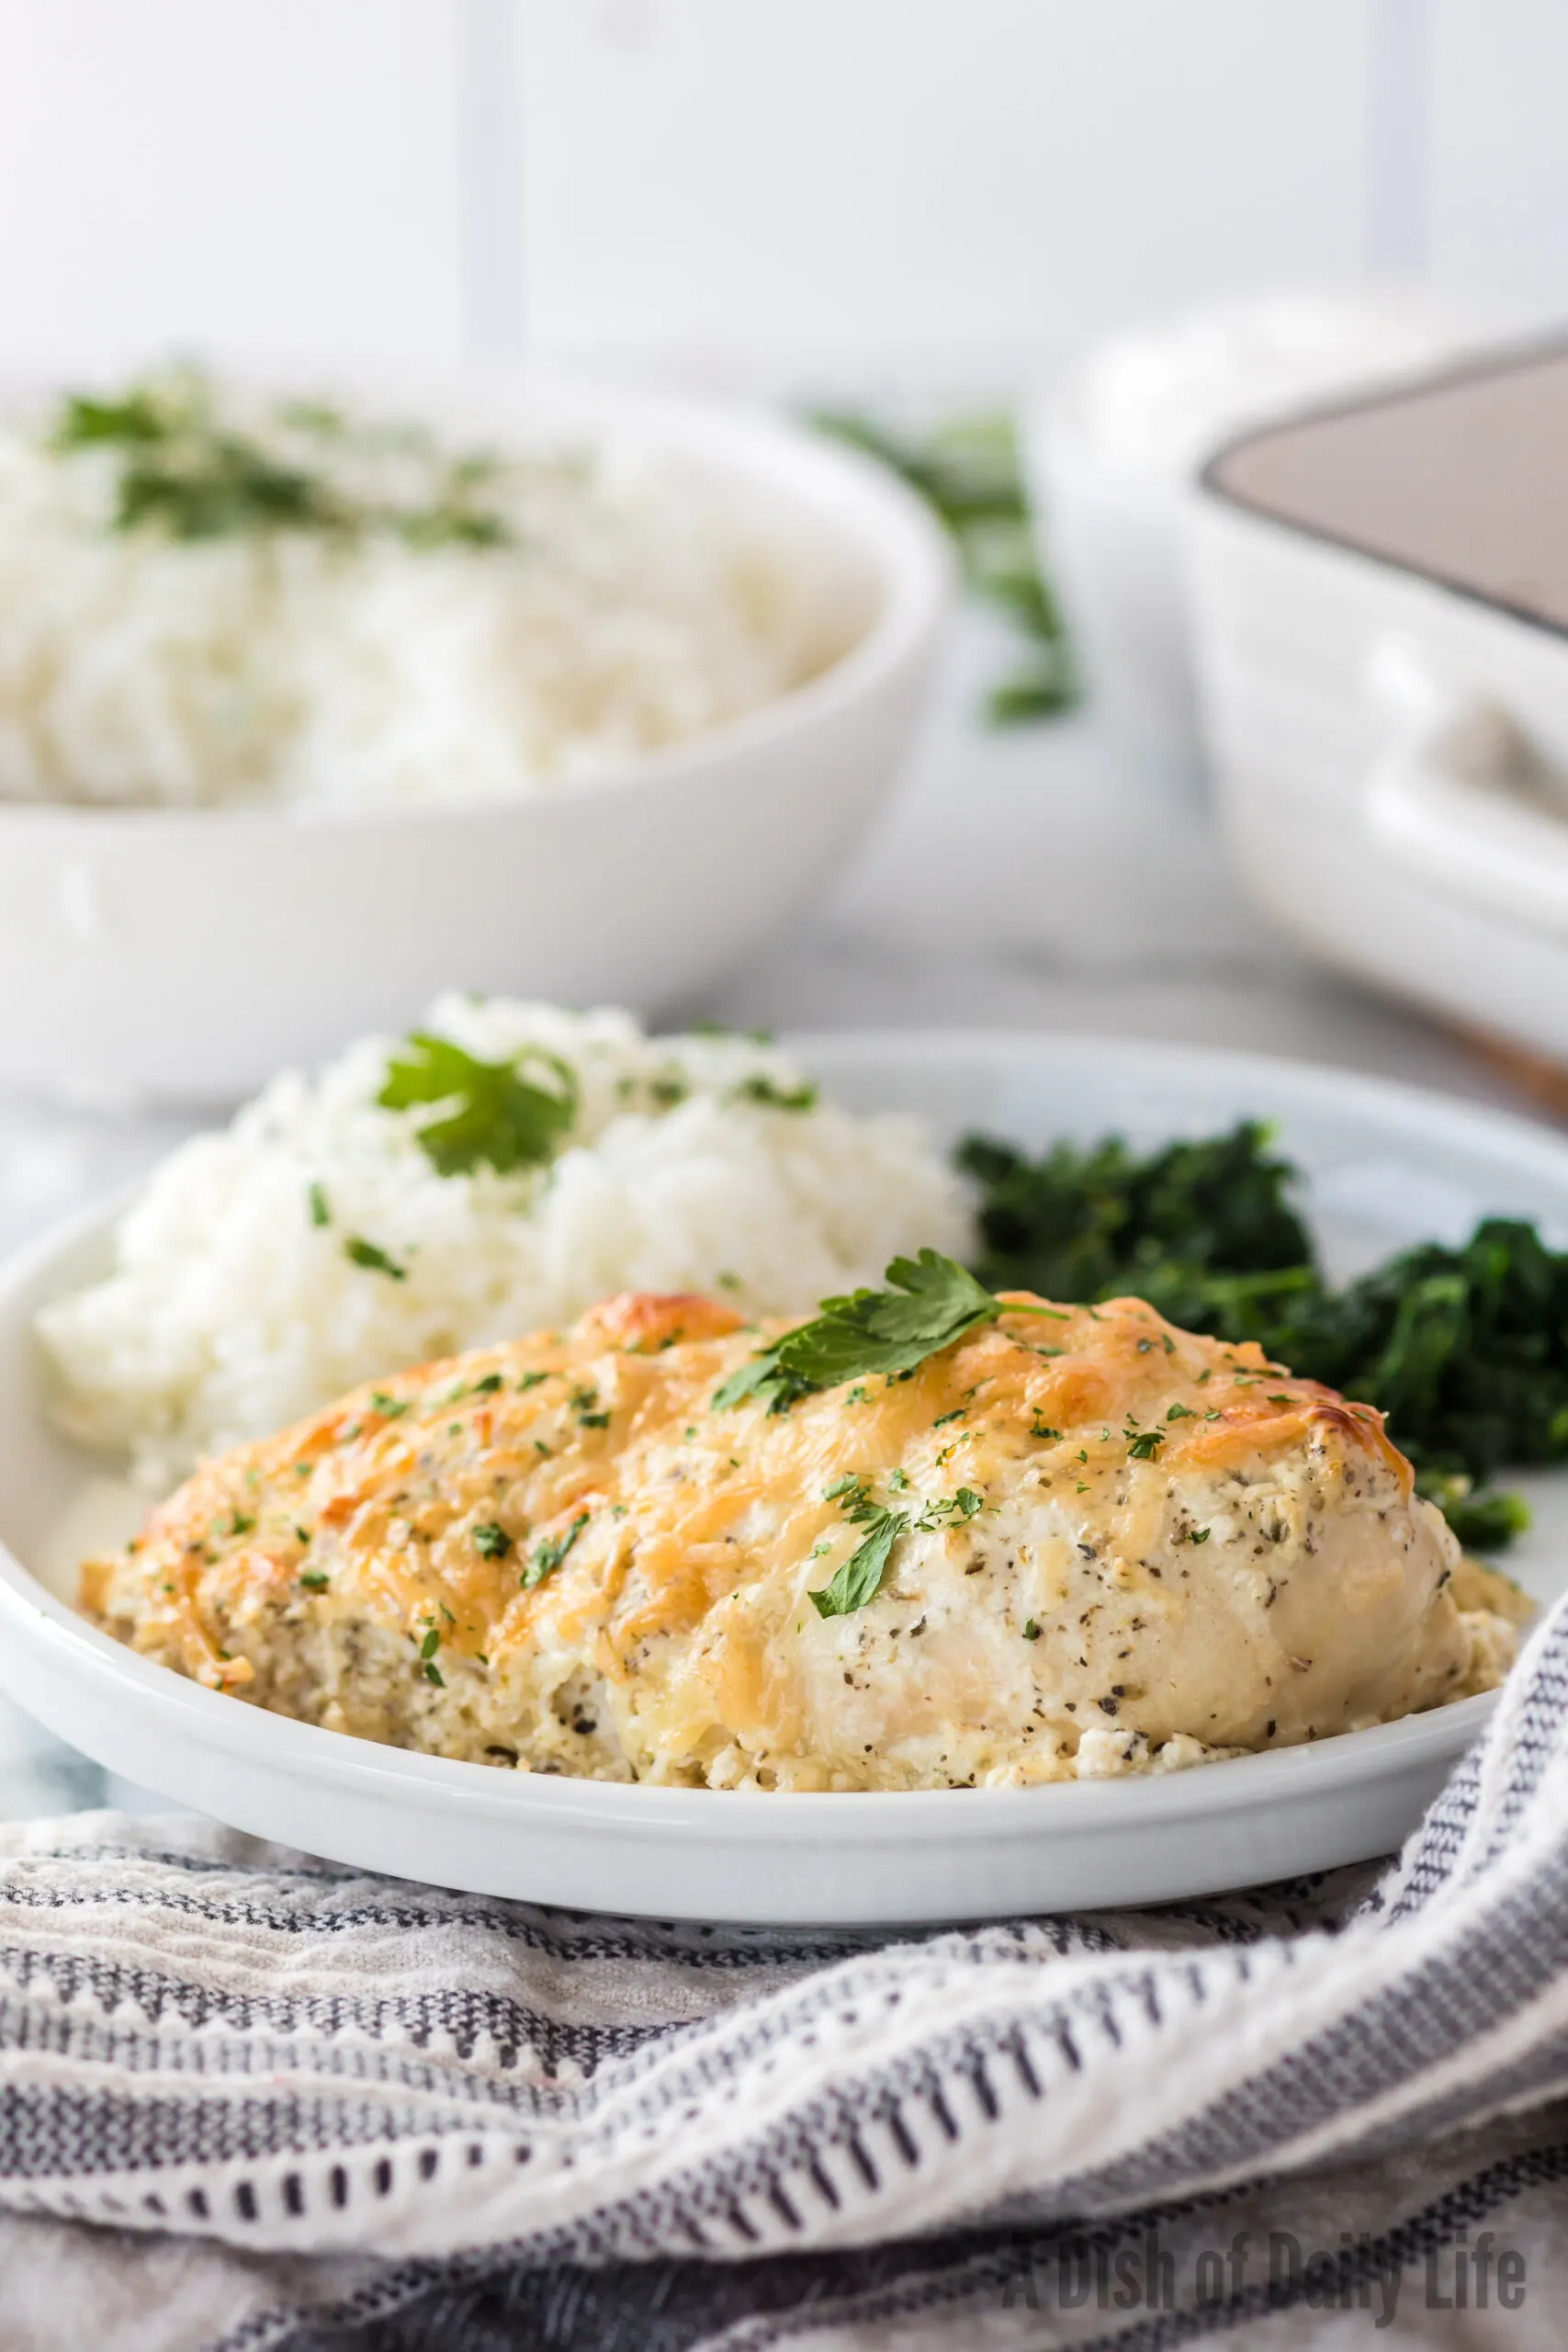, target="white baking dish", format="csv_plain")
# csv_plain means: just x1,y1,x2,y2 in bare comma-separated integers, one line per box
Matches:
1190,338,1568,1066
